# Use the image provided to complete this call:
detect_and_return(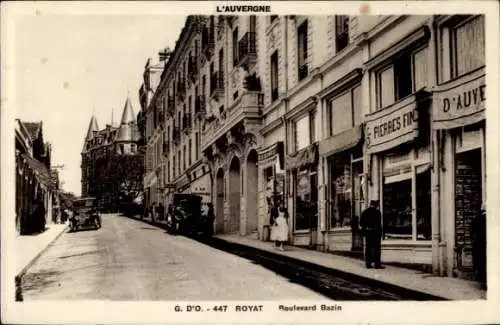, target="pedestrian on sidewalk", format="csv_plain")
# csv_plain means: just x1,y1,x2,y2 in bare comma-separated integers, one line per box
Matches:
360,200,384,269
271,200,289,251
